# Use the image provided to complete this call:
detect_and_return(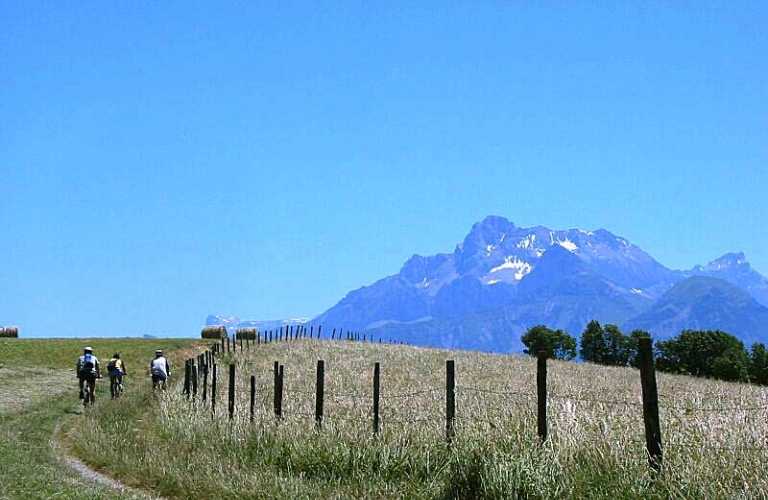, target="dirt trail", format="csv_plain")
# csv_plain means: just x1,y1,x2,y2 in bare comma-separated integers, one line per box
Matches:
53,418,169,500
